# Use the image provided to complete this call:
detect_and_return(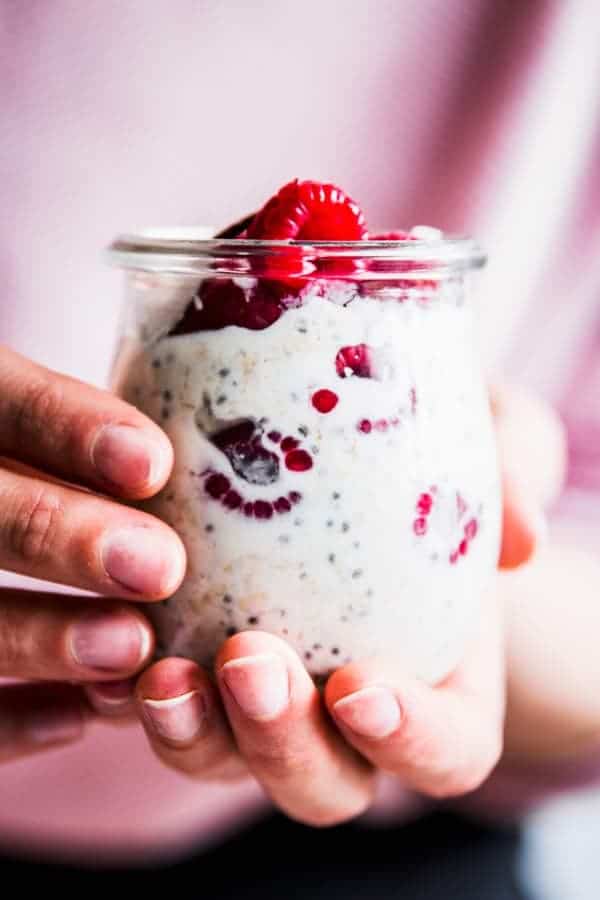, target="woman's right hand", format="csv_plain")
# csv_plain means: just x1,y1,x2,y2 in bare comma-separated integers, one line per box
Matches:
0,345,186,763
